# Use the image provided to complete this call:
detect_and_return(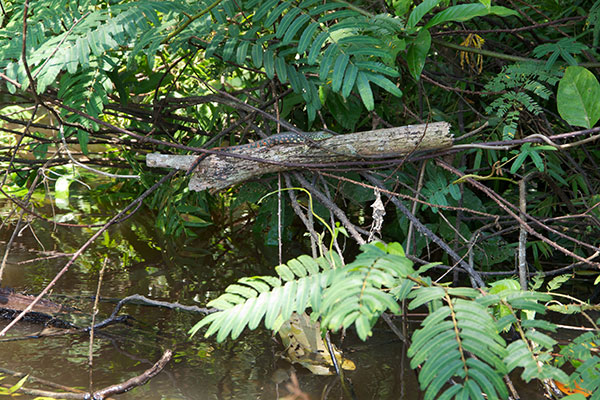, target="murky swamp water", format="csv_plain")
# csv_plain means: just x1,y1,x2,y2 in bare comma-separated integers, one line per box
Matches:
0,200,421,400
